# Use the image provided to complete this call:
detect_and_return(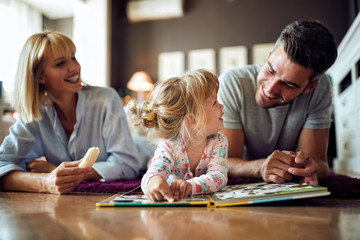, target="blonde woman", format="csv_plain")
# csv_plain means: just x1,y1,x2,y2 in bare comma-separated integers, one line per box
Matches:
129,69,228,202
0,31,145,194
